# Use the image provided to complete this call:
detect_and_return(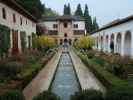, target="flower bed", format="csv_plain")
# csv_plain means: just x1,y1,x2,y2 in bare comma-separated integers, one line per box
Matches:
0,49,57,93
75,49,133,89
